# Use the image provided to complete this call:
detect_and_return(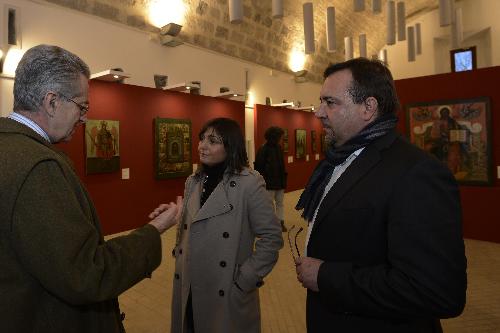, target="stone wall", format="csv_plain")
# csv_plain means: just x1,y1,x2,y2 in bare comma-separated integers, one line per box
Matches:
39,0,437,83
